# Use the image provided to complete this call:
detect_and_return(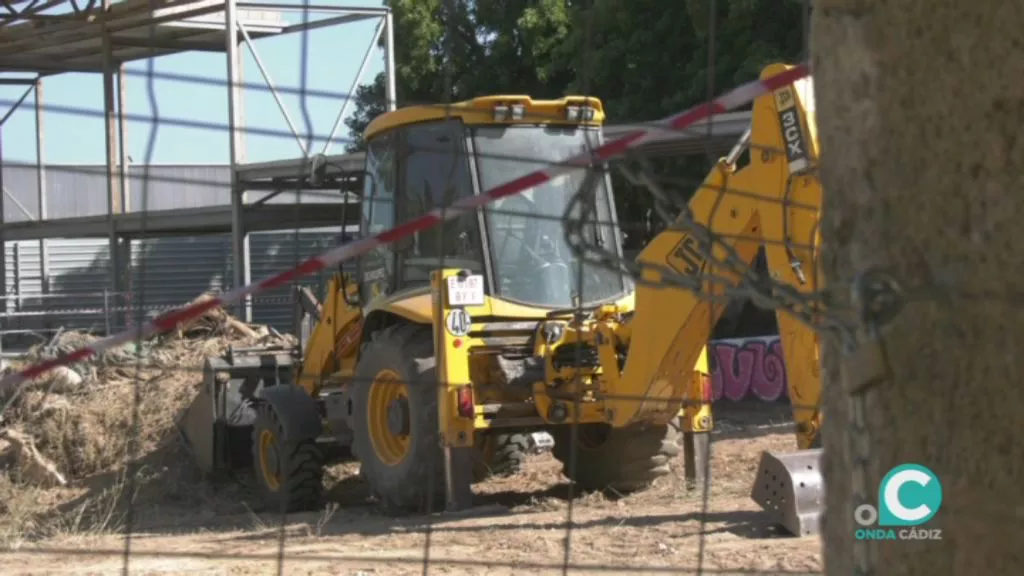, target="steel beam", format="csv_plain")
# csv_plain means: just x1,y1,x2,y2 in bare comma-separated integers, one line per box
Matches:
0,131,6,336
236,3,389,15
117,67,130,214
384,10,396,112
102,1,124,301
322,17,384,156
0,203,361,242
237,19,307,157
281,13,378,35
34,80,49,296
110,36,227,52
225,0,251,322
0,85,33,125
